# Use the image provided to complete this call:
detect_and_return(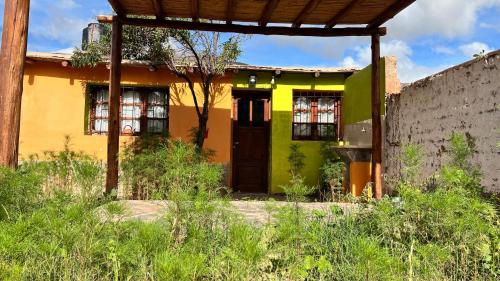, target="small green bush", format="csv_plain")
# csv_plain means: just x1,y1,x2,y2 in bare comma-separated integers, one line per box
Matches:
22,136,105,198
0,166,43,221
121,137,224,199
